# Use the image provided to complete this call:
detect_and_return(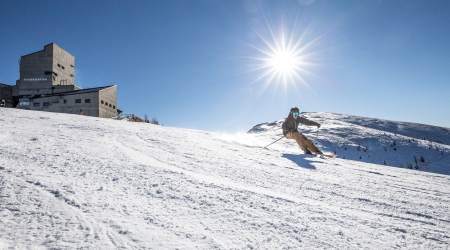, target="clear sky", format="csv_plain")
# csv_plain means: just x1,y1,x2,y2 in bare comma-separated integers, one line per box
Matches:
1,0,449,132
